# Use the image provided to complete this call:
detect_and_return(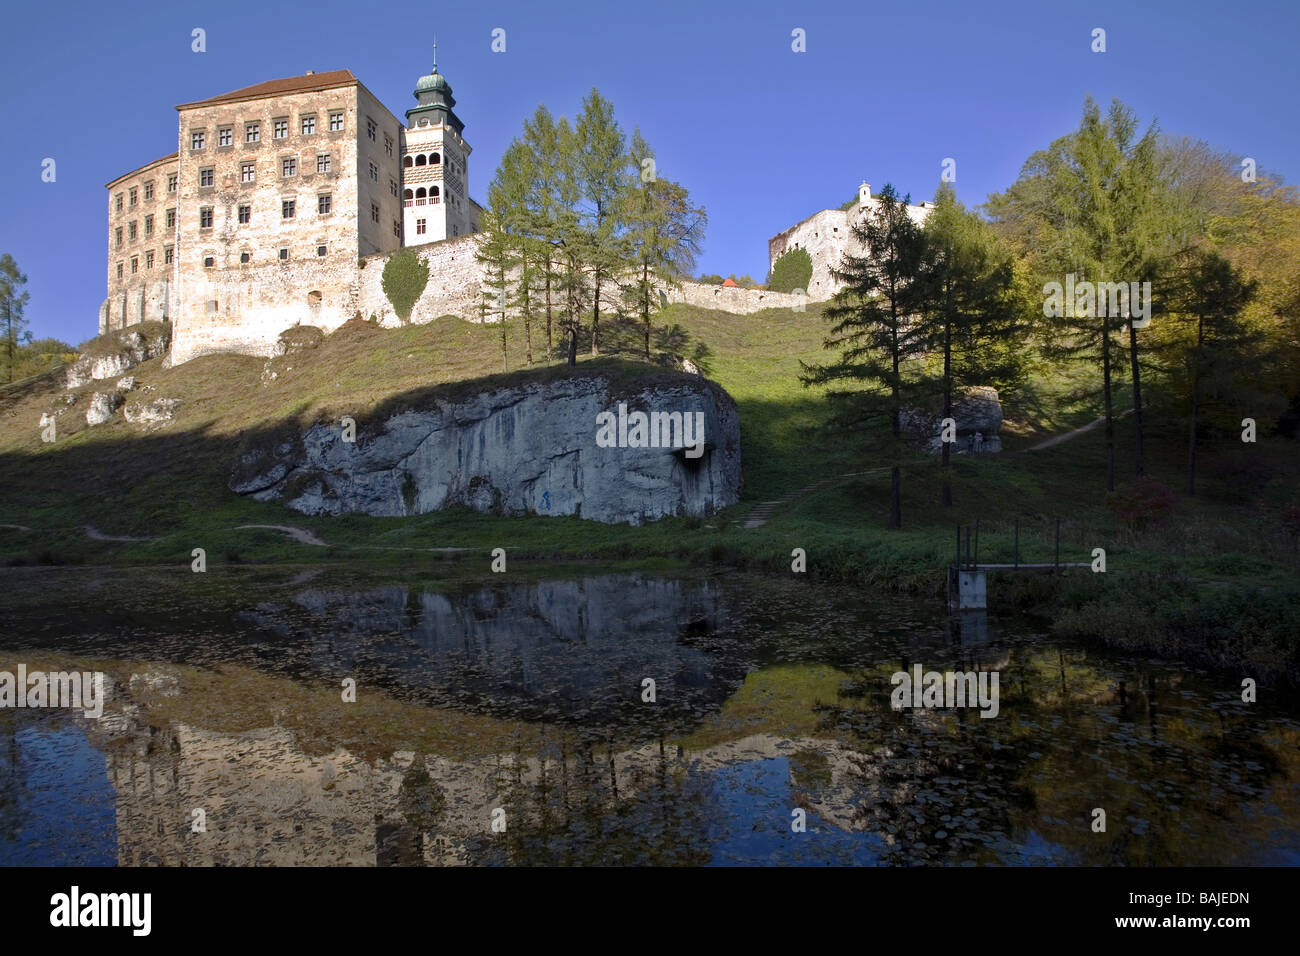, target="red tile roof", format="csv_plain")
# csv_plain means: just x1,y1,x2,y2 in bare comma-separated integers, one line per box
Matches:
176,70,358,110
